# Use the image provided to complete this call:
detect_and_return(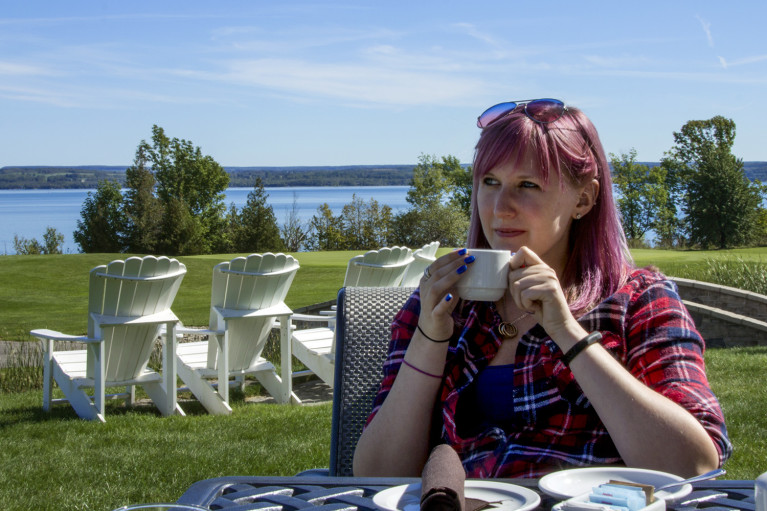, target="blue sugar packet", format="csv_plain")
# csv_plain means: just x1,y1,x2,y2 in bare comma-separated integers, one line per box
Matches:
590,484,648,511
